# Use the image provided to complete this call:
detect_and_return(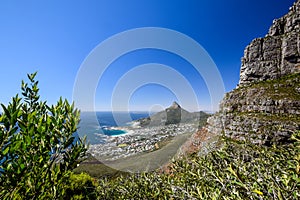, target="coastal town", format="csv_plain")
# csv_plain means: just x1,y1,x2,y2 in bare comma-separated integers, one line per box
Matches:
88,122,198,161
